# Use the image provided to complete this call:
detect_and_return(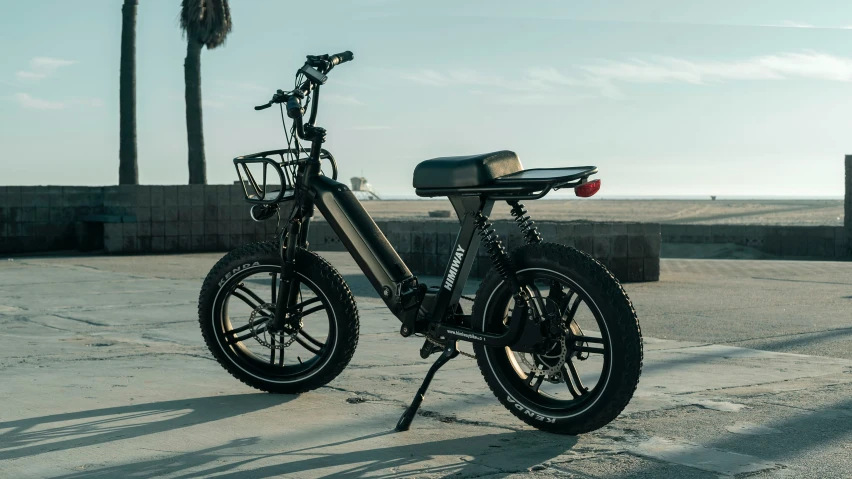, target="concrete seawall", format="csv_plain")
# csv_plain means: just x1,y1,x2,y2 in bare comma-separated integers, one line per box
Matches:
661,224,850,260
0,185,661,282
307,220,661,283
